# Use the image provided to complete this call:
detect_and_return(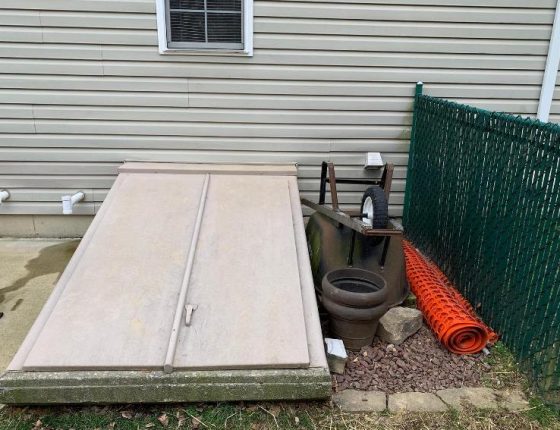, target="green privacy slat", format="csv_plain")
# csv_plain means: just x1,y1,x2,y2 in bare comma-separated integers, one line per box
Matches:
403,93,560,408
